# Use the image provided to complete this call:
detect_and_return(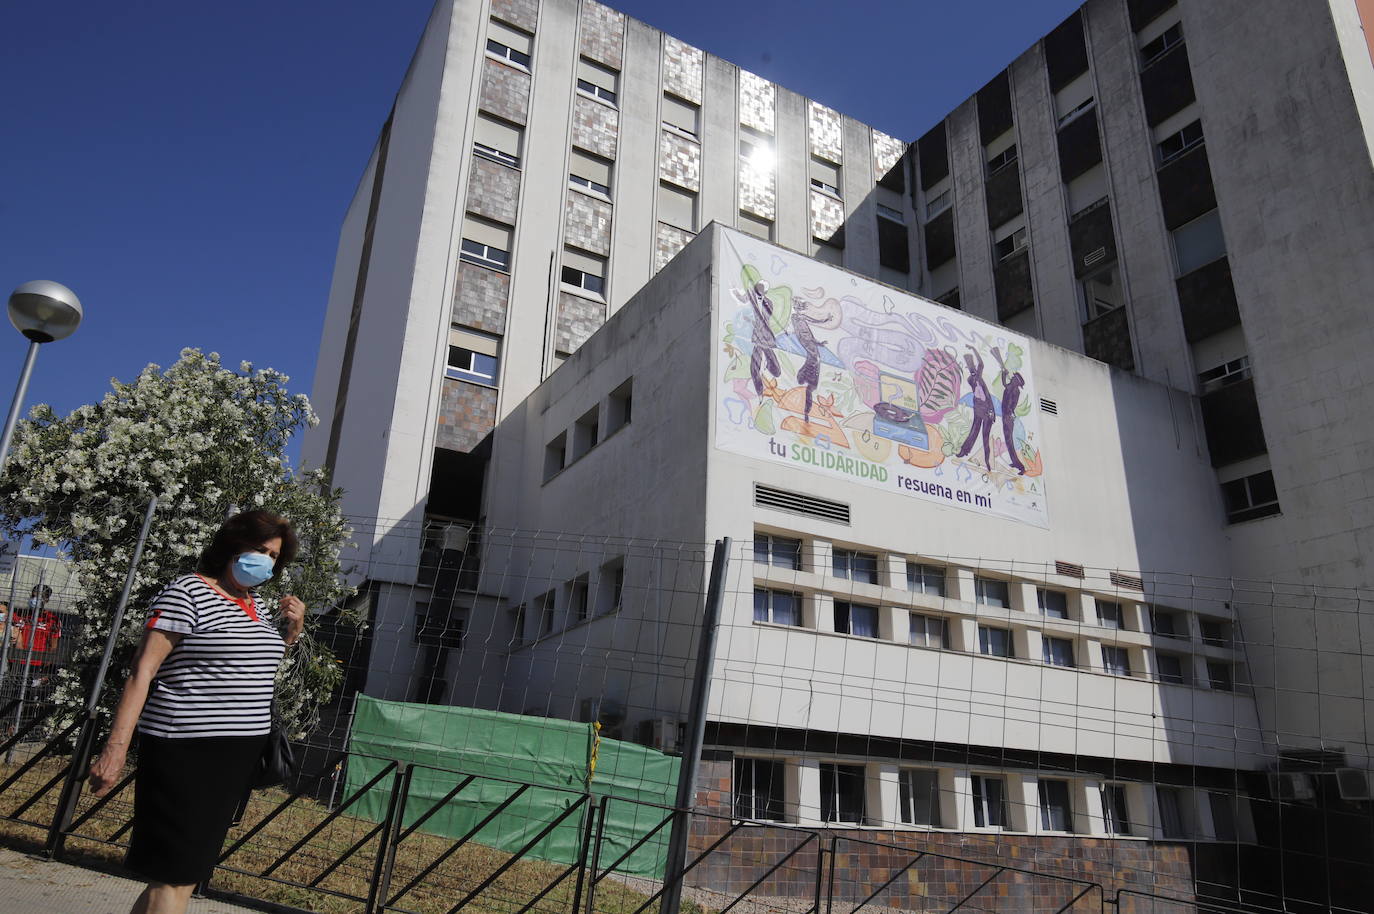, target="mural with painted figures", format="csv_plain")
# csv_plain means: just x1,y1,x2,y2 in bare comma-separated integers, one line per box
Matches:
714,228,1048,528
